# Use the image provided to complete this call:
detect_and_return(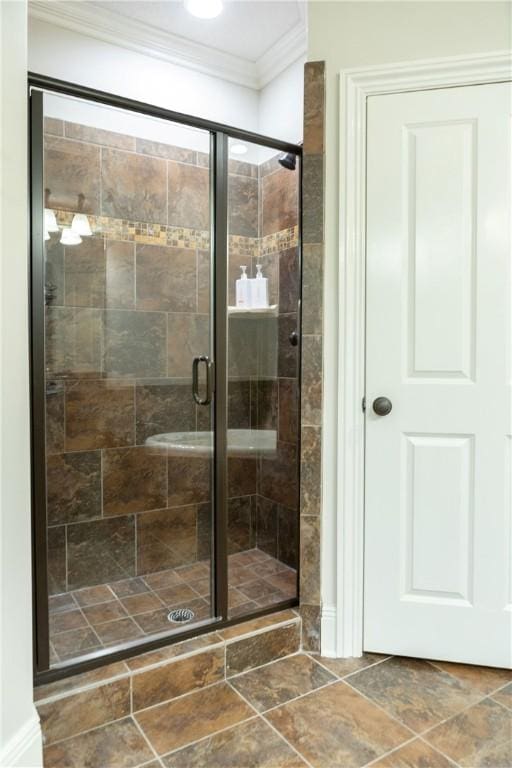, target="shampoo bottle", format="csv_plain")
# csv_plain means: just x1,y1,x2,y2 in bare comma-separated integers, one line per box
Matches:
236,266,250,308
252,264,269,308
